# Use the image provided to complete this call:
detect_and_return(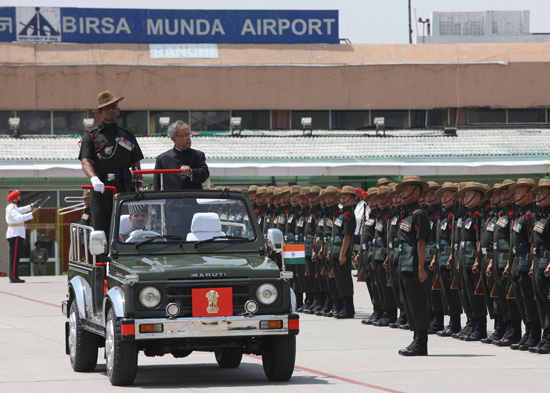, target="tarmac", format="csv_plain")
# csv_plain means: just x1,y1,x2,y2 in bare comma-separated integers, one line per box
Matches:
0,275,546,393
